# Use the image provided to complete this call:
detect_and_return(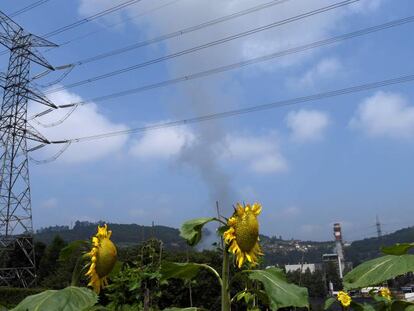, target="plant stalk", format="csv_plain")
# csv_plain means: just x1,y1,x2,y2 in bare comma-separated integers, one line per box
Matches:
221,247,231,311
71,256,84,286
